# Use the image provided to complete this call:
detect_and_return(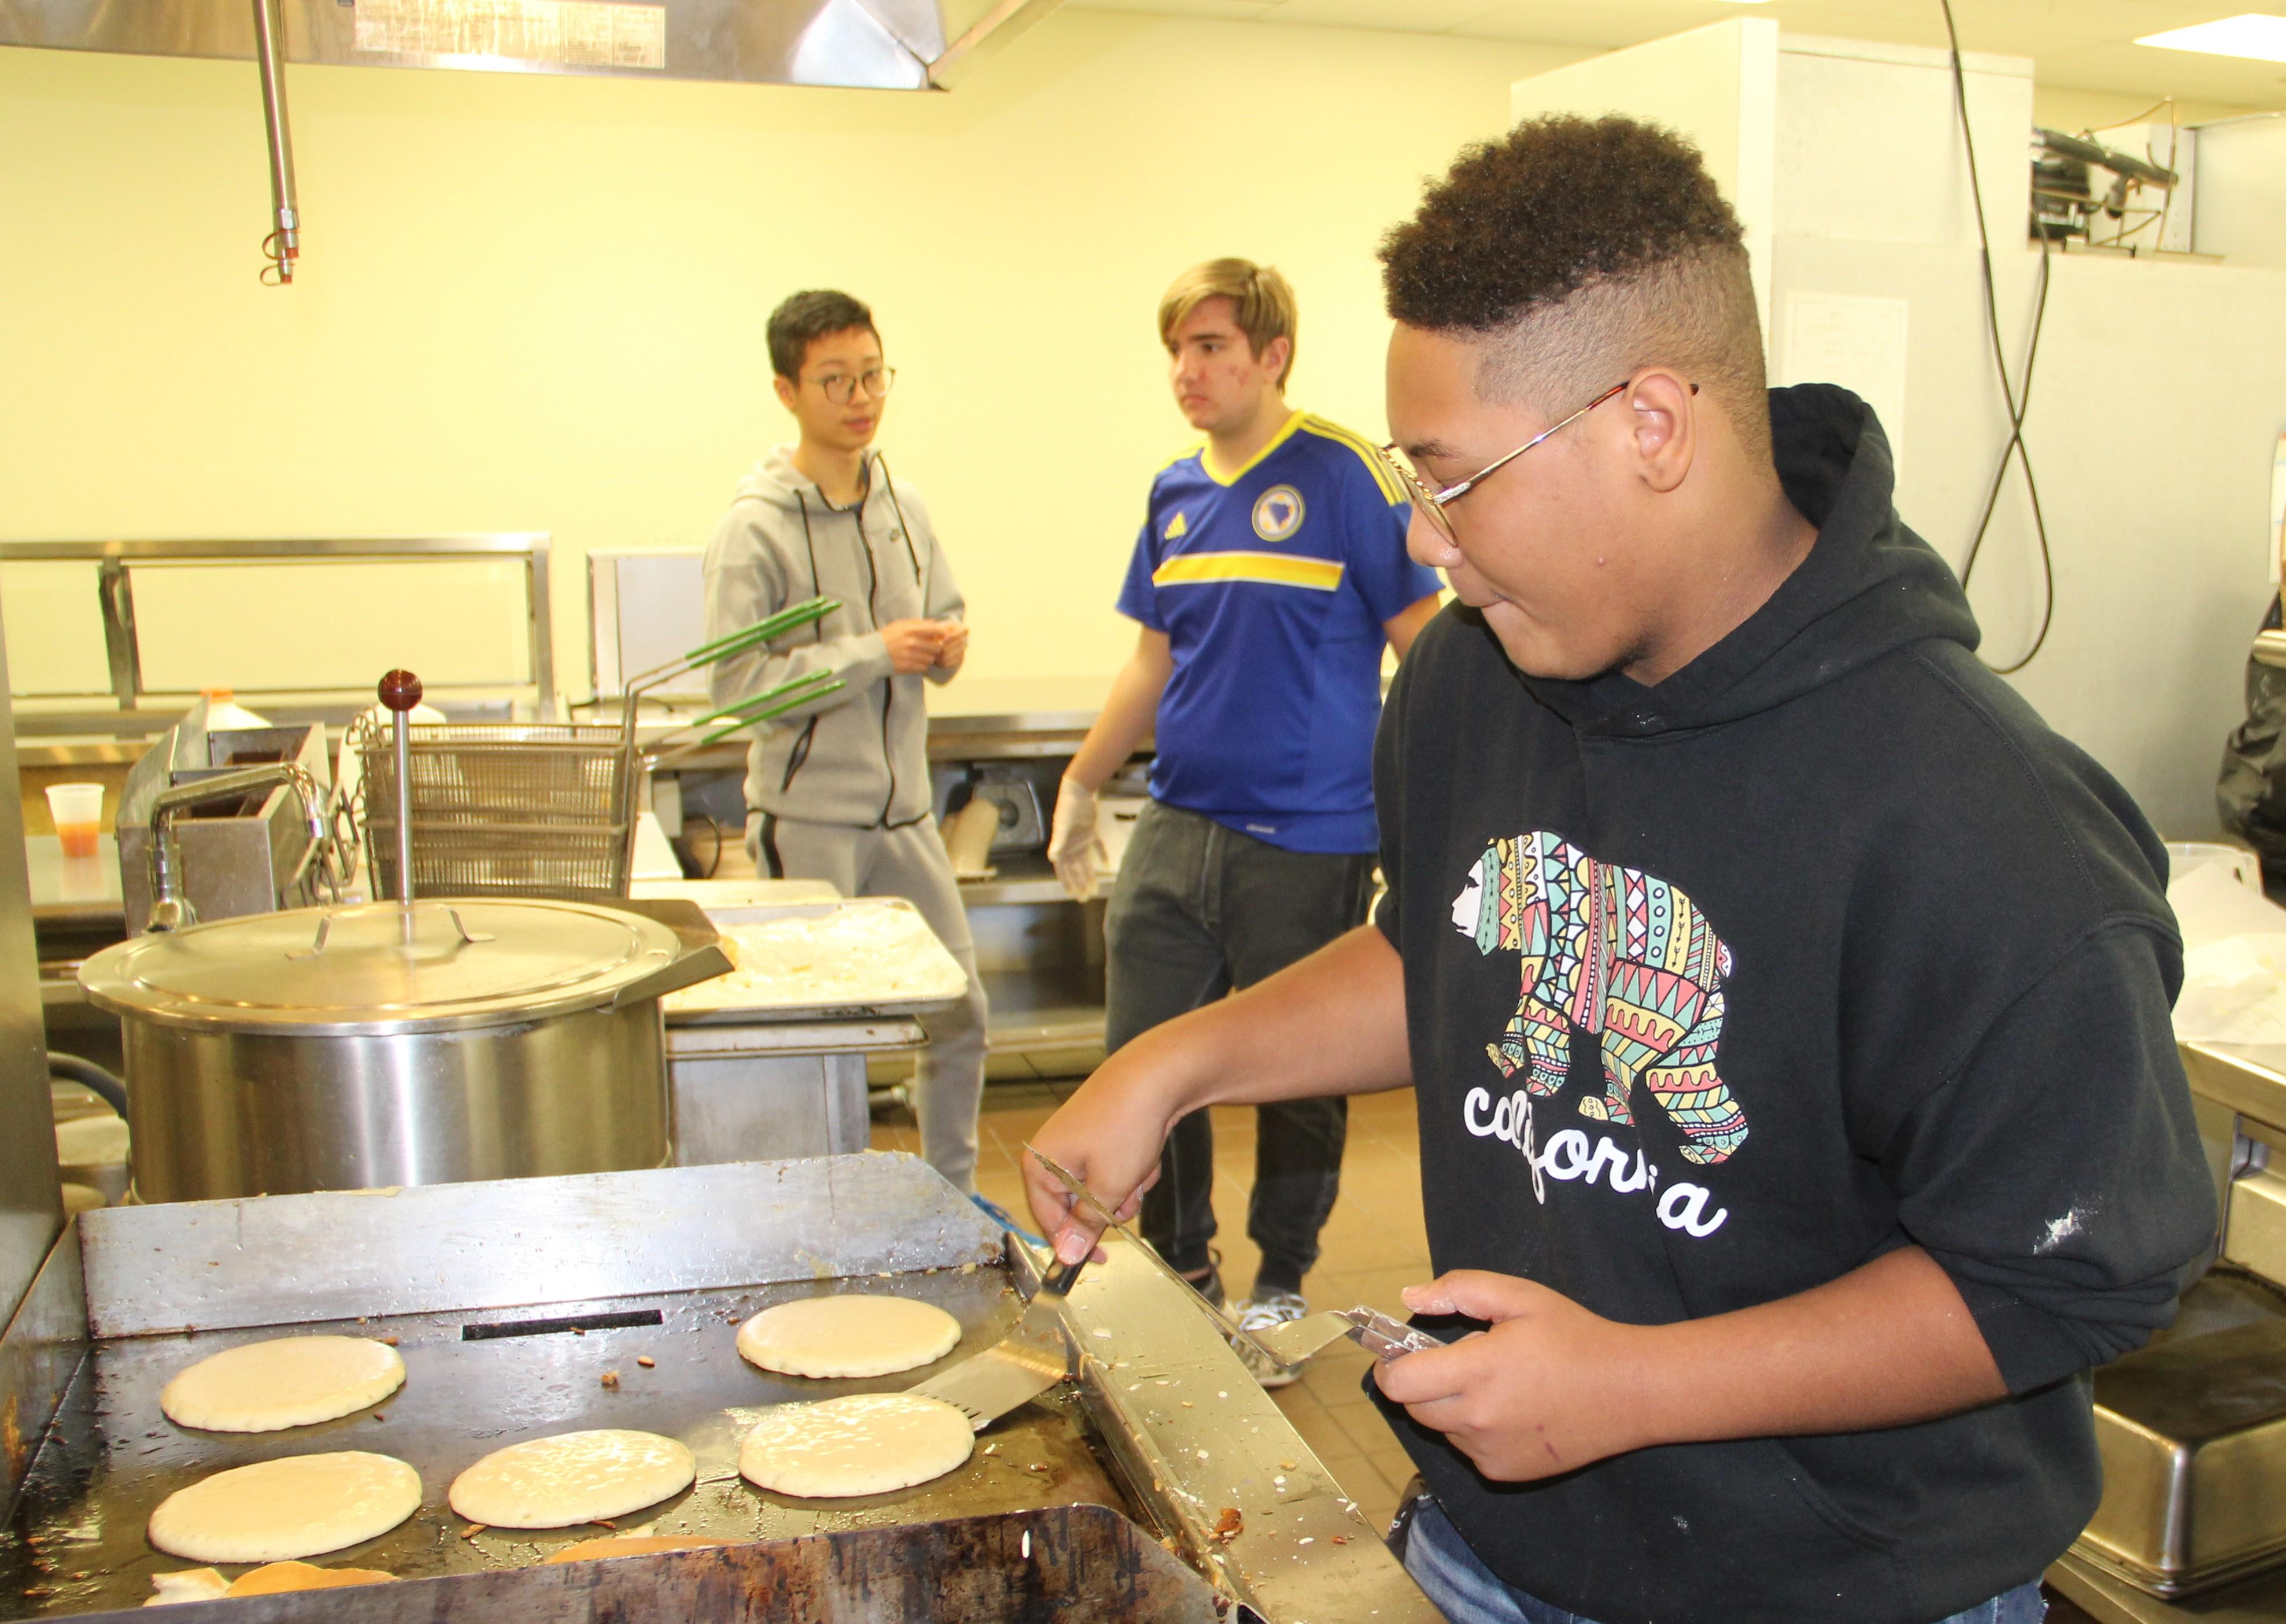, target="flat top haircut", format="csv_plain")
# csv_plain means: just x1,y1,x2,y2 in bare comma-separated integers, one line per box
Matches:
1379,116,1770,461
768,289,879,382
1159,259,1299,387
